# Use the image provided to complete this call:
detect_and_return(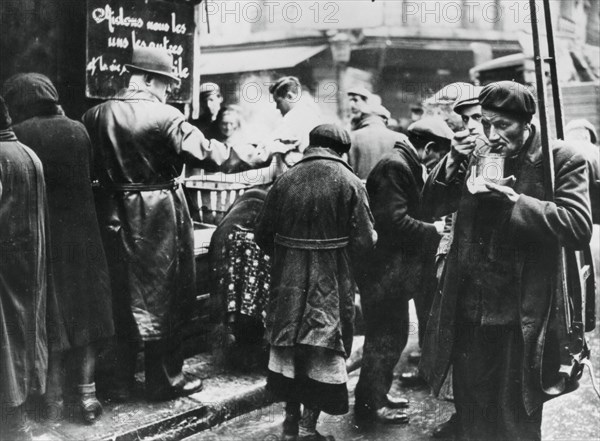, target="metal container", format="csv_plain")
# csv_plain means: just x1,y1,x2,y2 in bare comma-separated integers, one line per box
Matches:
474,152,506,183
